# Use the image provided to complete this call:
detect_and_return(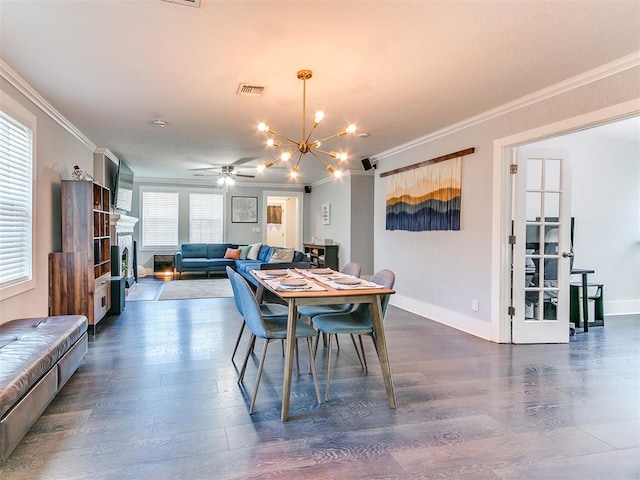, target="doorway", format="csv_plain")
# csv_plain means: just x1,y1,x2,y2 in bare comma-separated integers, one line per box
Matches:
493,100,640,343
263,191,303,250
